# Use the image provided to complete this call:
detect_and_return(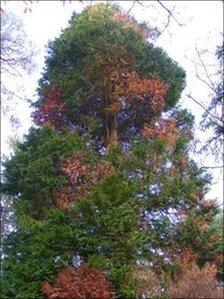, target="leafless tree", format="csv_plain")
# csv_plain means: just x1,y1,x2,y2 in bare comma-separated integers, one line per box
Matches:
1,0,187,41
124,0,187,40
1,11,35,237
0,195,15,236
1,10,34,98
1,9,35,133
186,41,223,163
